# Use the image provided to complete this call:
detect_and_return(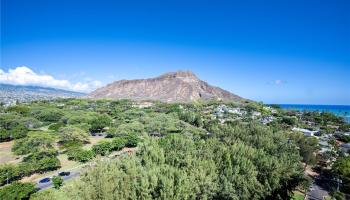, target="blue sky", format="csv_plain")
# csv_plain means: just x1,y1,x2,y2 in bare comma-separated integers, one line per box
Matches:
1,0,349,105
